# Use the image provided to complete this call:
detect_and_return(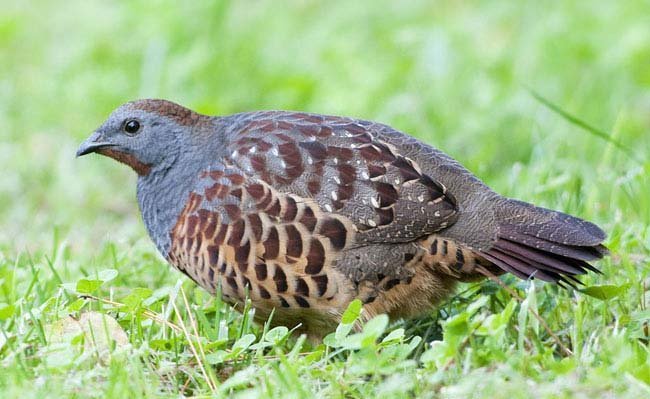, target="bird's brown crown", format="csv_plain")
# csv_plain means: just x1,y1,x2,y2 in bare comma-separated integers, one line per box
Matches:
128,99,204,126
